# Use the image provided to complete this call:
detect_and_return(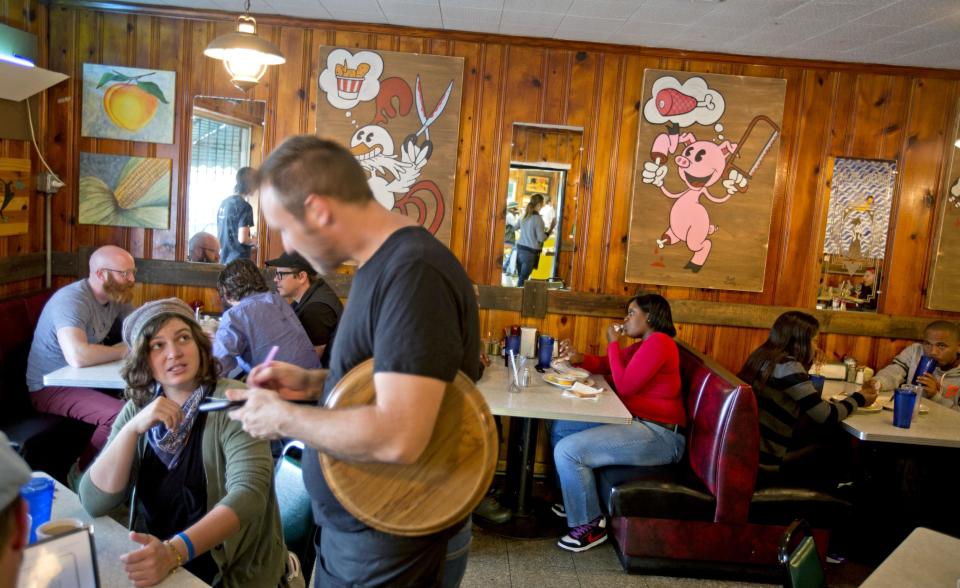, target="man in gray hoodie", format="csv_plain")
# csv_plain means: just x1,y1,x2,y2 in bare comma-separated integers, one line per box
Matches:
862,320,960,410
